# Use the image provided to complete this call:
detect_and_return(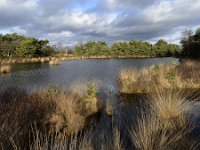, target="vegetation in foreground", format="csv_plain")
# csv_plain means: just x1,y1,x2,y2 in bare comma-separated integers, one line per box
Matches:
1,59,200,149
0,83,101,149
